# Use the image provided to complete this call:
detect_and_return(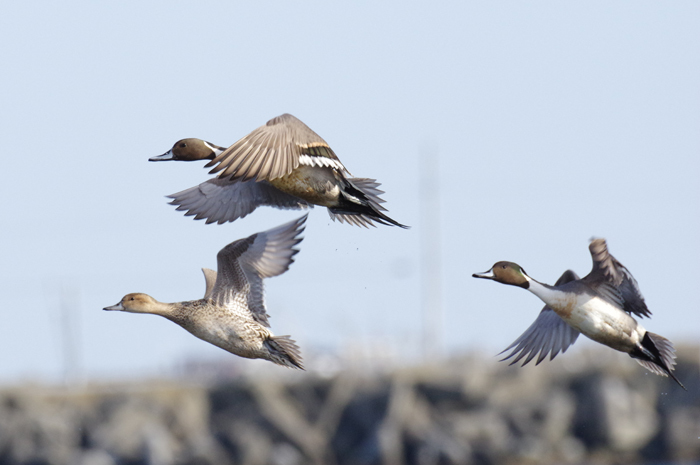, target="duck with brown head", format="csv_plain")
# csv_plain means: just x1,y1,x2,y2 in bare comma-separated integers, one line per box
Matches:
151,114,408,228
473,239,686,390
149,138,225,162
104,215,308,370
473,261,530,289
